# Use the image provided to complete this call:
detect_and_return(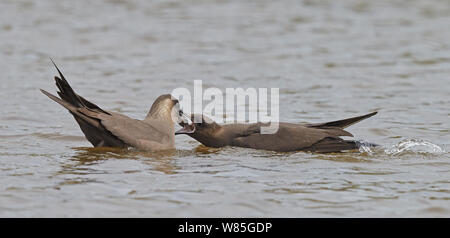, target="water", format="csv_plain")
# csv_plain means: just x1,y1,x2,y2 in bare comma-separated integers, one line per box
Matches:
0,0,449,217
